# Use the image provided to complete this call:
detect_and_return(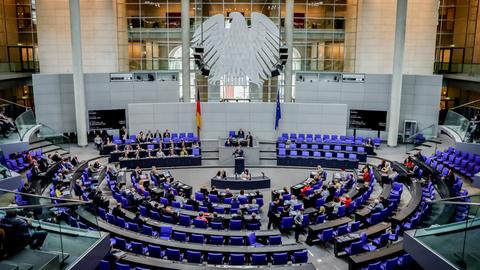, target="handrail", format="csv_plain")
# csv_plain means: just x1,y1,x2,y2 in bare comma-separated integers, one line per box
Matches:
450,98,480,110
0,97,31,109
405,124,436,141
428,194,480,203
425,200,480,206
0,187,86,203
0,201,91,211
